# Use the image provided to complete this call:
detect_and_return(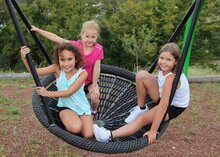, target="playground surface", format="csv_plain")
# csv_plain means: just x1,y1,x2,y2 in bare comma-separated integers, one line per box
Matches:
0,79,219,157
